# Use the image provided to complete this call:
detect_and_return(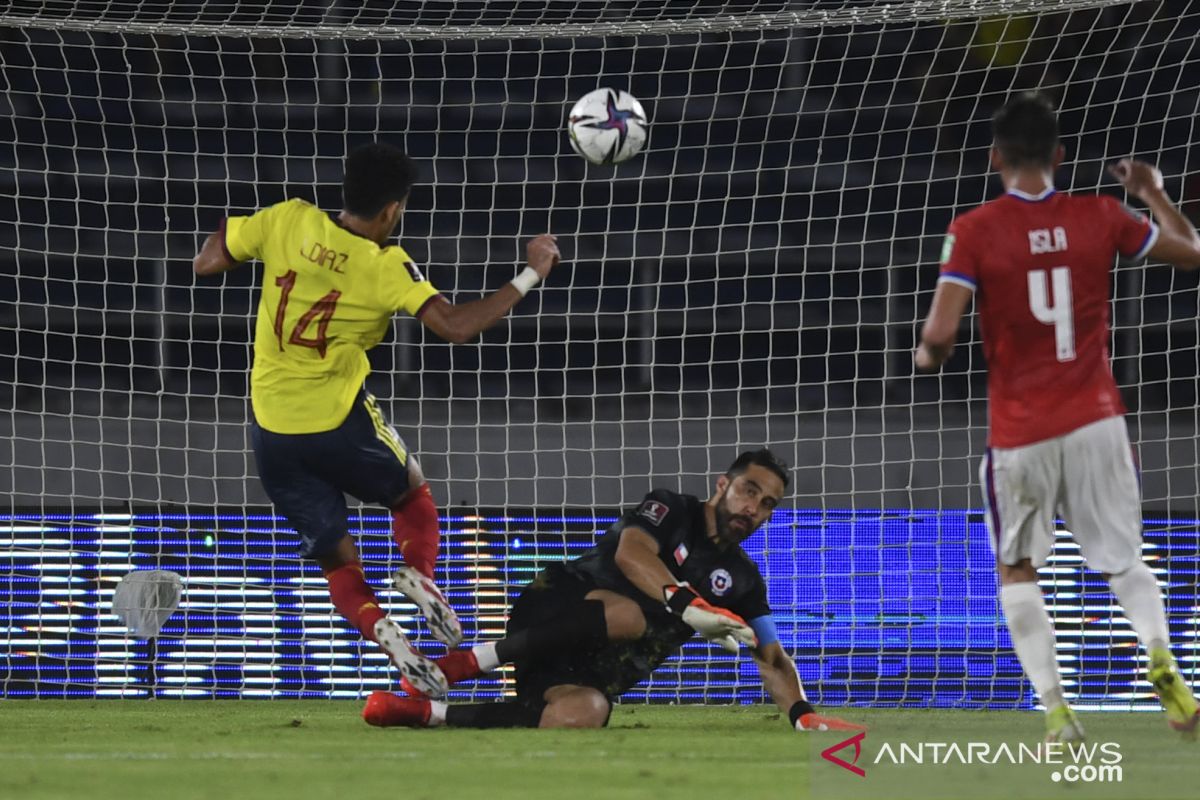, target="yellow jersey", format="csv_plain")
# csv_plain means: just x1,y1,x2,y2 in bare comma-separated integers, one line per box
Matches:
224,198,440,434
